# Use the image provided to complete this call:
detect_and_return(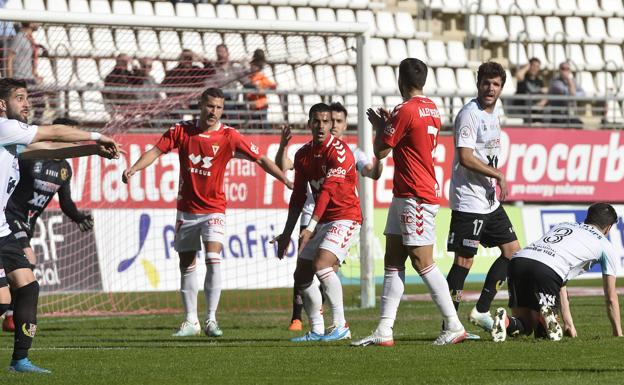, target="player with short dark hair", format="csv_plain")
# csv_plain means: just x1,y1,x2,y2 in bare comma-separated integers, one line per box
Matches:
275,101,382,331
352,58,466,347
273,103,362,341
123,87,292,338
0,78,119,373
445,61,521,333
1,117,95,333
492,203,621,342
